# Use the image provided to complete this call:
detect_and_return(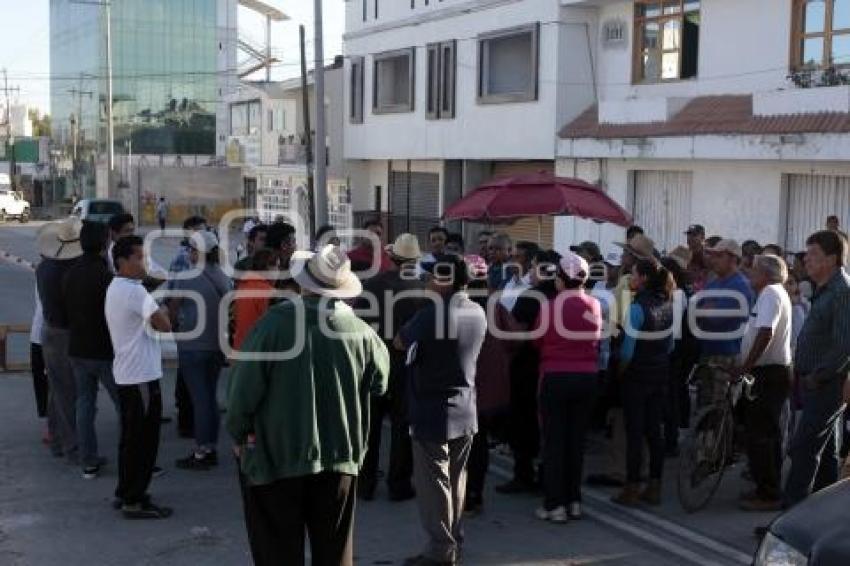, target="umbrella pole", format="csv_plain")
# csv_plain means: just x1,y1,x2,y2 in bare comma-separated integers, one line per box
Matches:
537,216,542,245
